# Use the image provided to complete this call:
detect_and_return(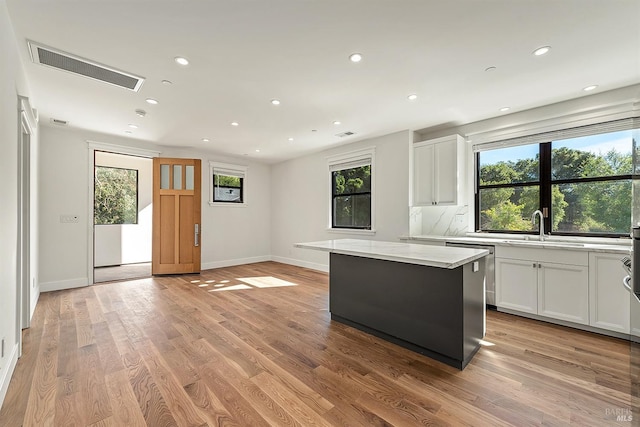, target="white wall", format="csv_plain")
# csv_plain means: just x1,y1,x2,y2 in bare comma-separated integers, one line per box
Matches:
38,126,272,291
270,130,412,271
94,152,152,267
0,0,33,408
161,148,272,270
